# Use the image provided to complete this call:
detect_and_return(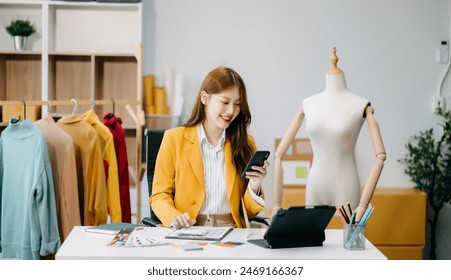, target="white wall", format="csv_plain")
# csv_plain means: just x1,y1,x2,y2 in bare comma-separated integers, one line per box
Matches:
143,0,450,206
